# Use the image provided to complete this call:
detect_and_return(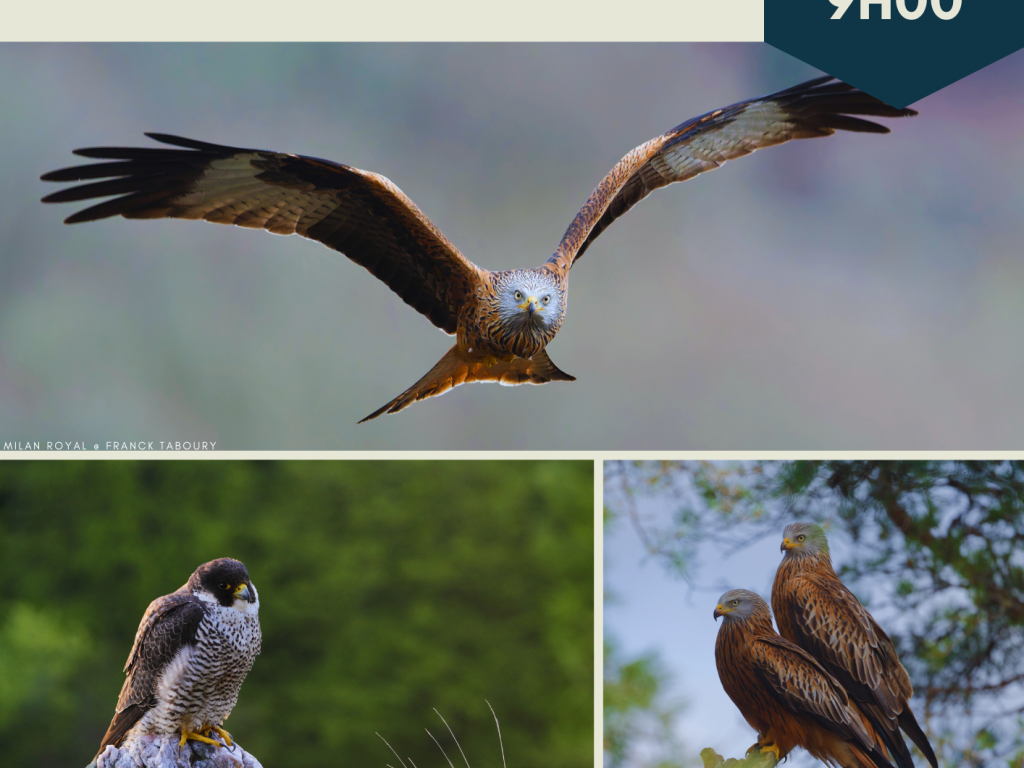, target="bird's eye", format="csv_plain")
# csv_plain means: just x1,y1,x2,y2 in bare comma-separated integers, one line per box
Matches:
514,290,523,301
797,535,805,541
542,295,551,304
219,583,231,590
731,600,739,606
